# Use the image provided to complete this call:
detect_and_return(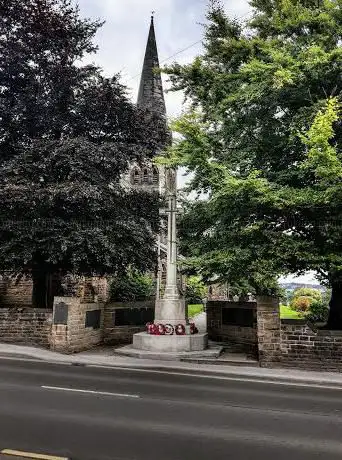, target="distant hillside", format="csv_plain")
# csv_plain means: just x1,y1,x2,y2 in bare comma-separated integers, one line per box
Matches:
280,282,325,292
